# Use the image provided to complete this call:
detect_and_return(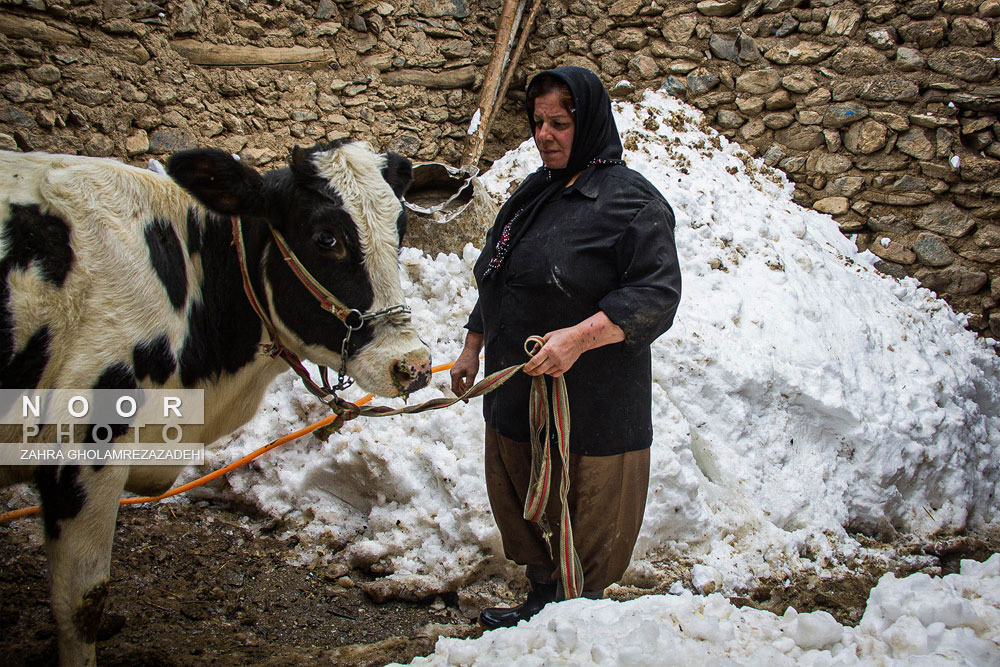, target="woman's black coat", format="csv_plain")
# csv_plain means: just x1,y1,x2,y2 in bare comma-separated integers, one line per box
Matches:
467,66,682,456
